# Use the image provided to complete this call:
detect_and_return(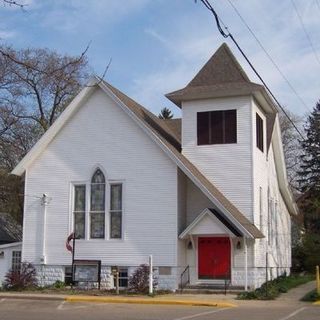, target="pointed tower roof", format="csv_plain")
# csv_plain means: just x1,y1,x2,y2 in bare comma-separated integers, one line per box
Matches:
187,43,250,86
165,43,277,113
